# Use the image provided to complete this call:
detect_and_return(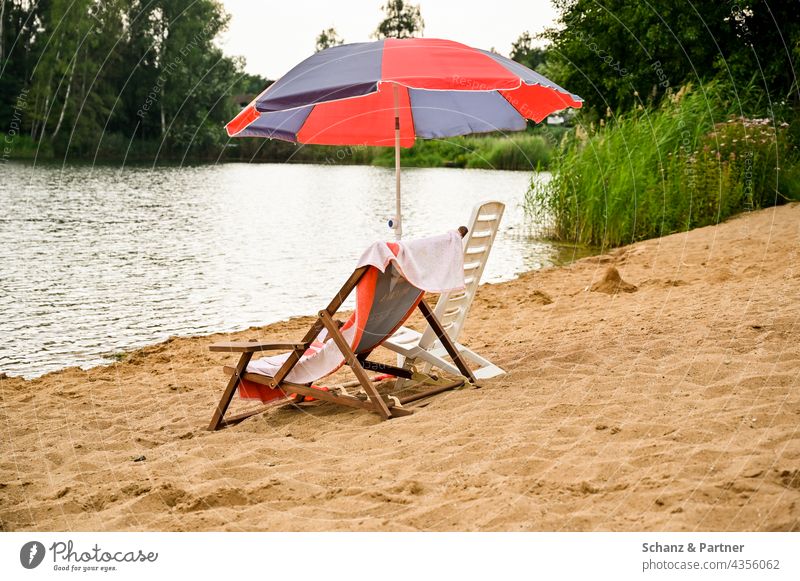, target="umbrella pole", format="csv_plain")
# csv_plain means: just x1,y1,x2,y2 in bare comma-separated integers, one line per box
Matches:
393,84,402,240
